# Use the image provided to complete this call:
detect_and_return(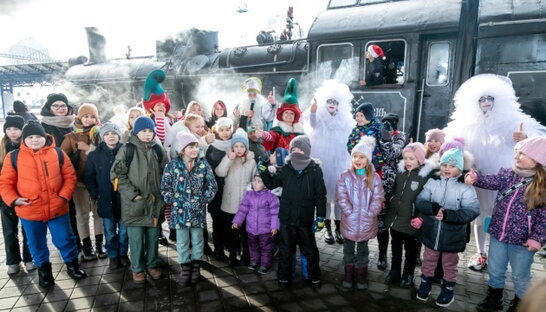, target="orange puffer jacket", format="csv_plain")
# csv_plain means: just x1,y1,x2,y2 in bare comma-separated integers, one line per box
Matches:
0,135,77,222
